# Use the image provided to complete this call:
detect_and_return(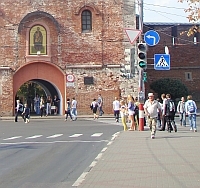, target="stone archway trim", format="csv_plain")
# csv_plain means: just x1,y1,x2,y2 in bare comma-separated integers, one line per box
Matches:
13,62,66,115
